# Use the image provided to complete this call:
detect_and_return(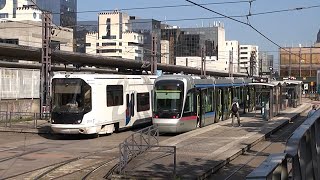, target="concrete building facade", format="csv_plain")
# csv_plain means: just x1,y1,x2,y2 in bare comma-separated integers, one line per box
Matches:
85,11,144,60
239,45,259,76
226,40,239,73
0,0,77,28
161,40,170,64
0,20,74,51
